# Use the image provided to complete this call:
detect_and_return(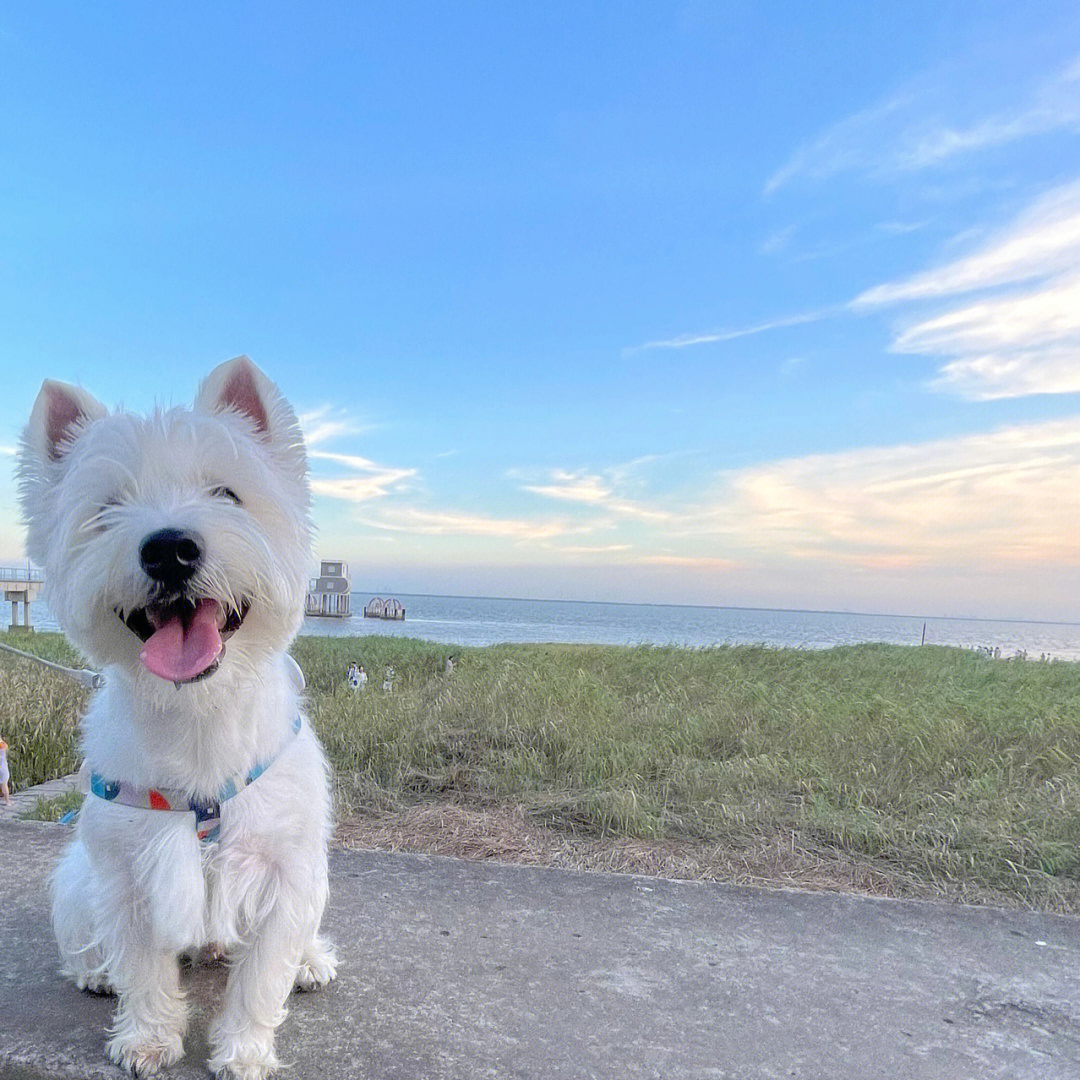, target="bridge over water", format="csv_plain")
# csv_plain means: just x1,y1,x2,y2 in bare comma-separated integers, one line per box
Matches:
1,566,43,630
